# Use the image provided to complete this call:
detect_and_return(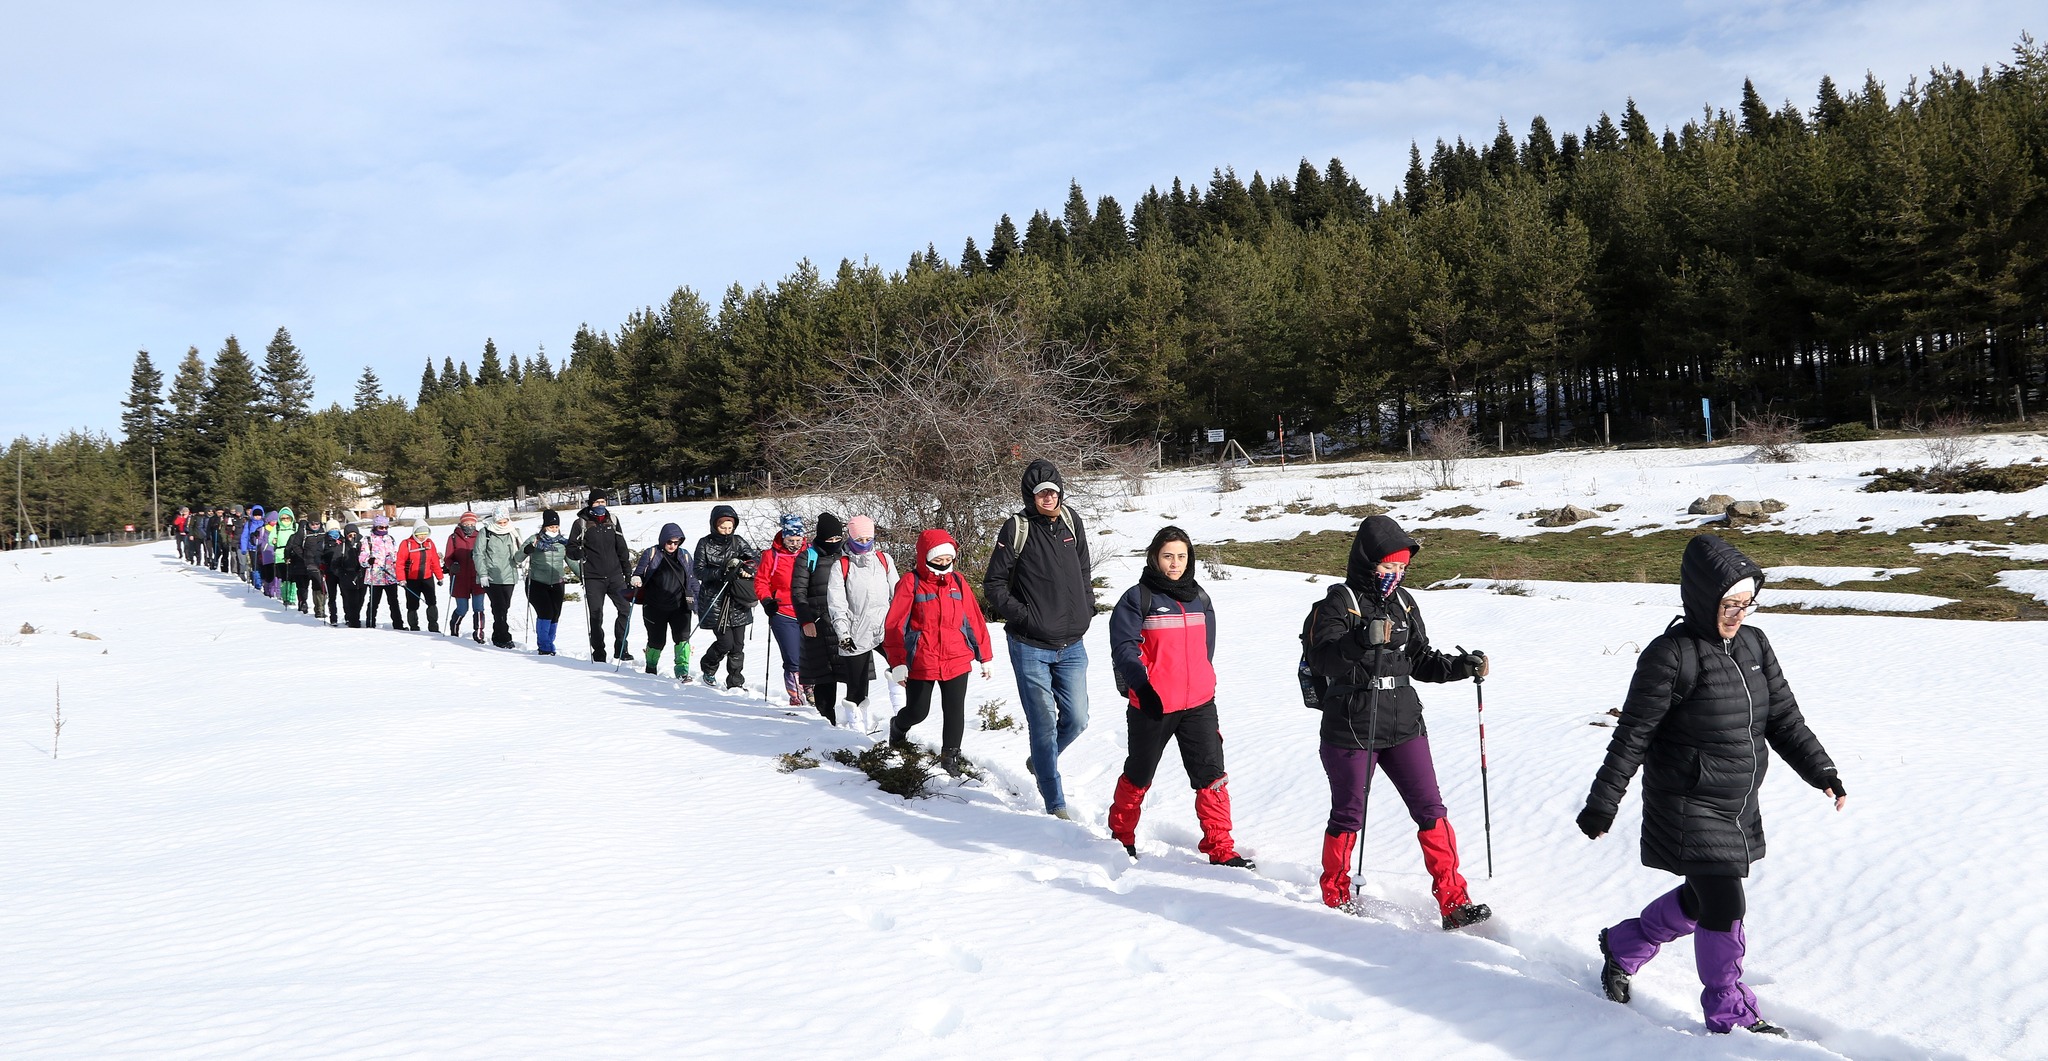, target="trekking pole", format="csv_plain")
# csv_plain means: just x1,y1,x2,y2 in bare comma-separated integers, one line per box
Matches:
1460,646,1495,879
